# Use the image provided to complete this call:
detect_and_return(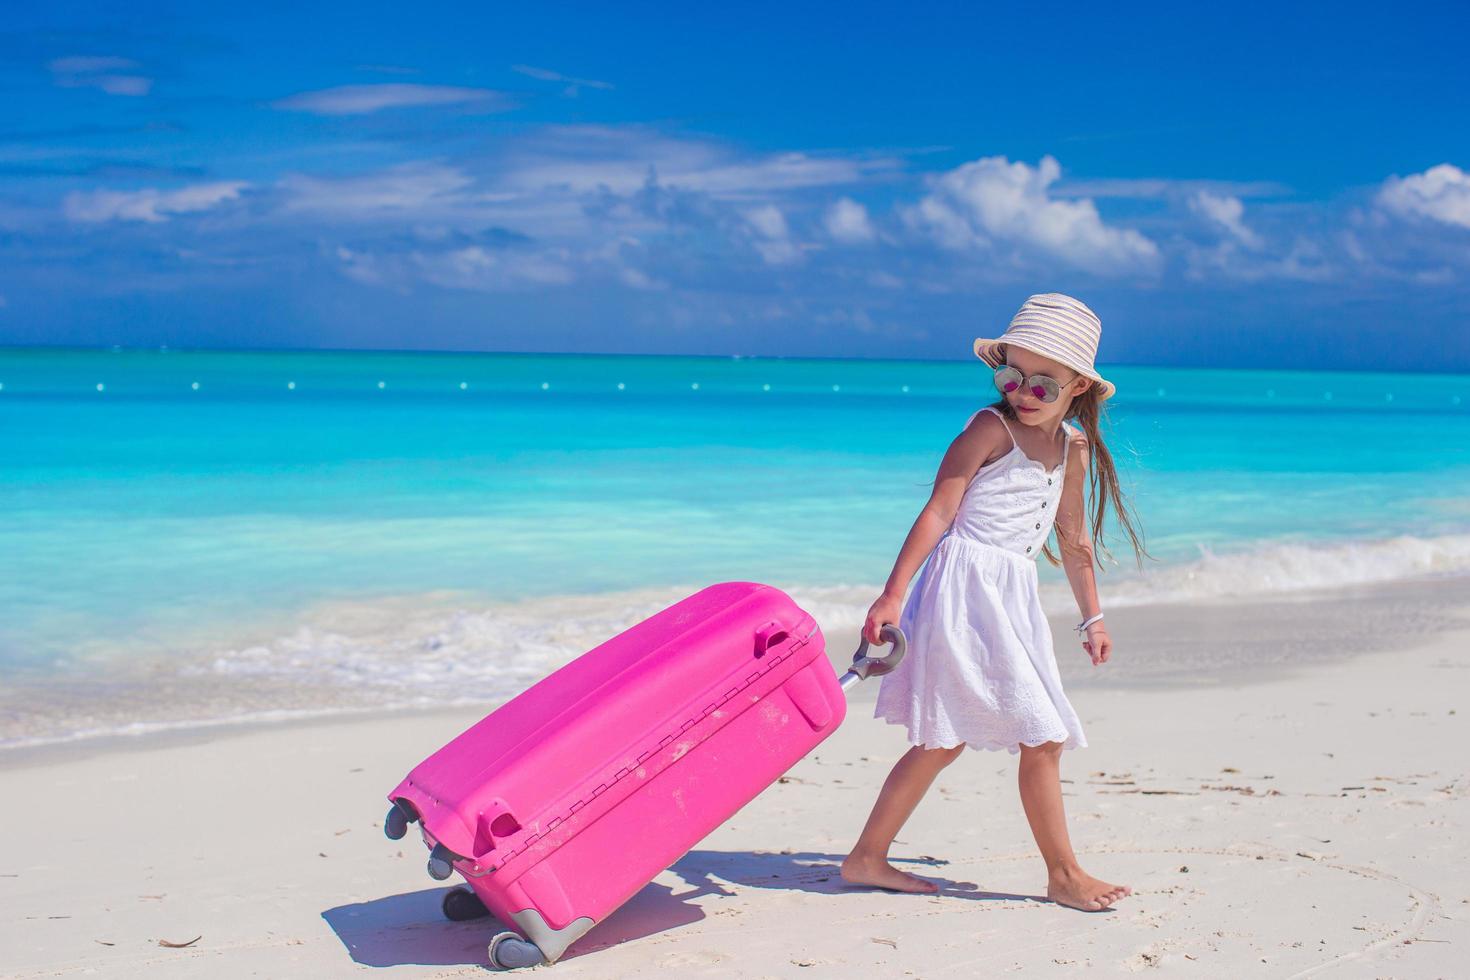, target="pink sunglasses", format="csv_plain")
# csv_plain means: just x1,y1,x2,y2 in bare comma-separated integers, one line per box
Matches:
993,363,1075,404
